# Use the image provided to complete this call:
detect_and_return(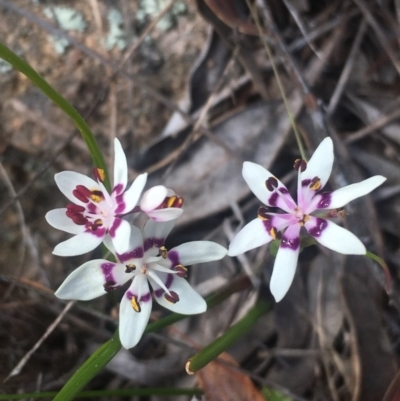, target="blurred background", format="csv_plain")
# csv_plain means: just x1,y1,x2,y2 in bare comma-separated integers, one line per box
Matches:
1,0,400,400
